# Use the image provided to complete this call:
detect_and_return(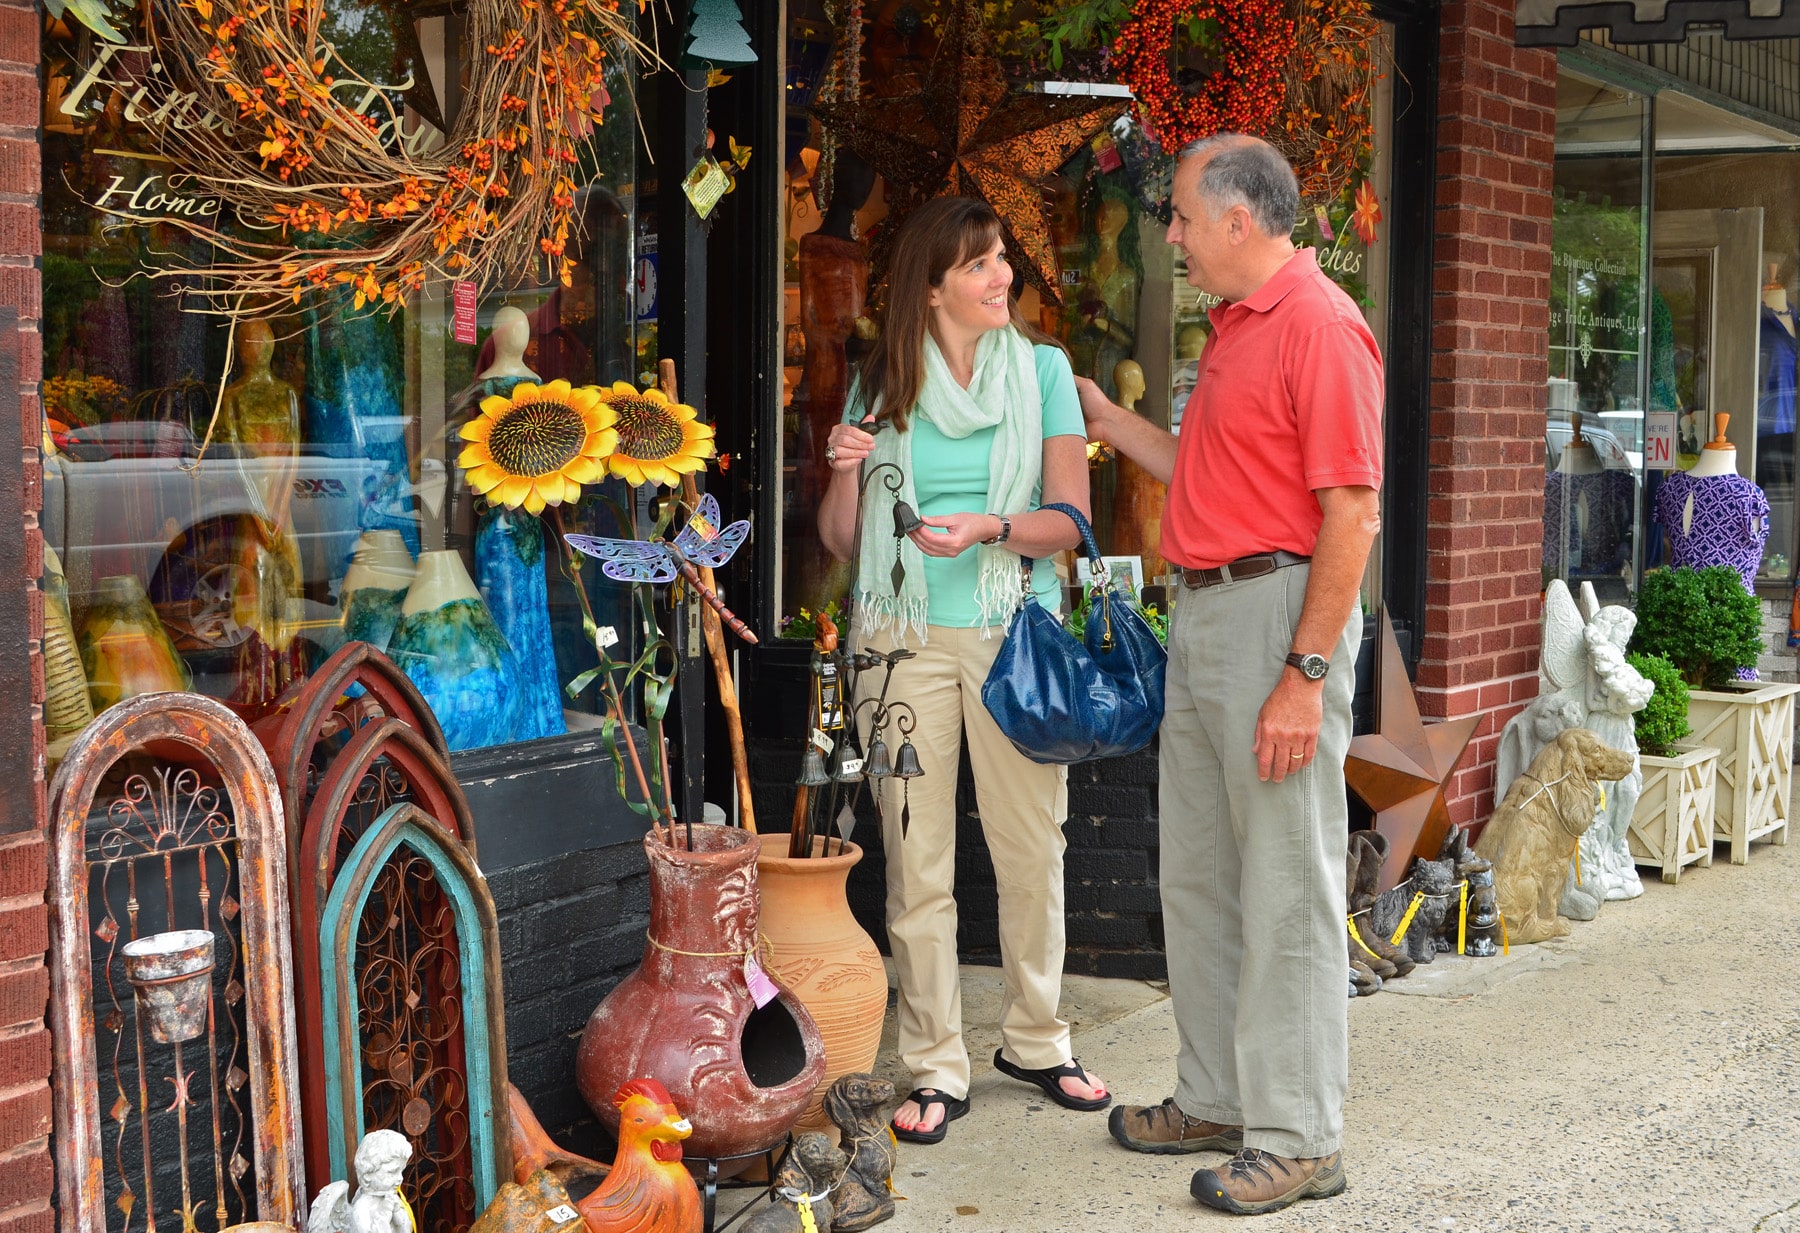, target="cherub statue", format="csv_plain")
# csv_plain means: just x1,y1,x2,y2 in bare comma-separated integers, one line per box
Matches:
1494,580,1652,923
308,1129,415,1233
